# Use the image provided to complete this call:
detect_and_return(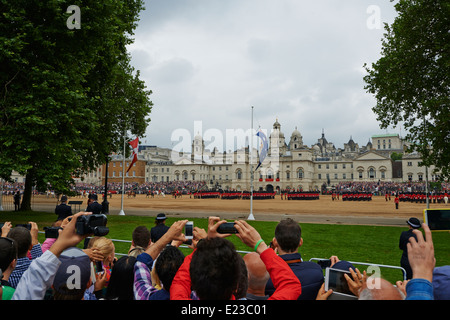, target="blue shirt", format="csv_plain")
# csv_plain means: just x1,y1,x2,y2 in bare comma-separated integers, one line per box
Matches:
265,252,323,300
405,278,434,300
